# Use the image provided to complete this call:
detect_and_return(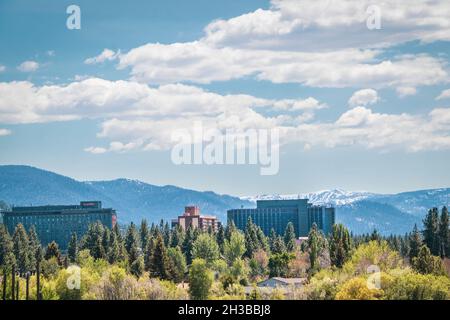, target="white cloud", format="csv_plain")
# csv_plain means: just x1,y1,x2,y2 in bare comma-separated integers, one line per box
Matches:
295,107,450,152
17,61,39,72
436,89,450,100
85,49,120,65
0,128,11,136
0,65,5,73
117,41,448,88
204,0,450,50
2,77,449,154
348,89,379,107
396,86,417,97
